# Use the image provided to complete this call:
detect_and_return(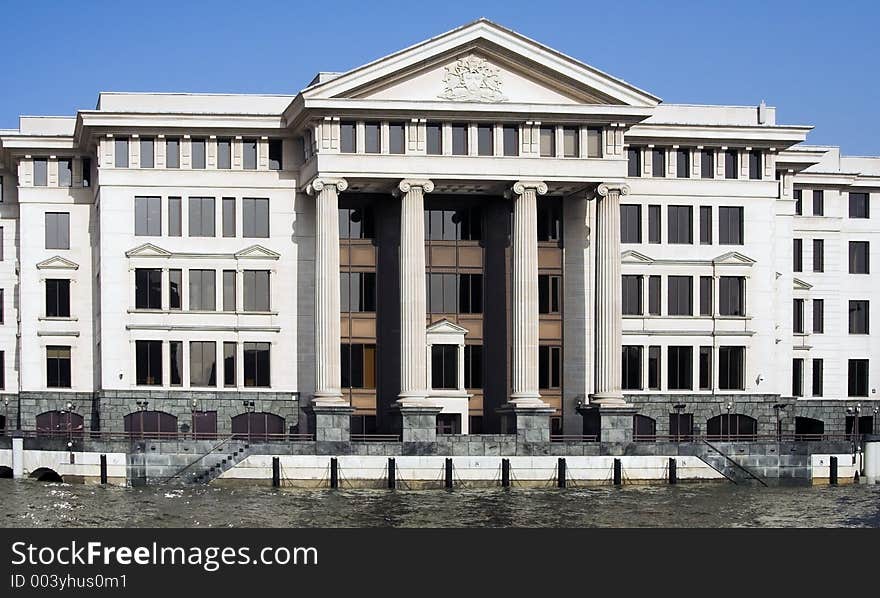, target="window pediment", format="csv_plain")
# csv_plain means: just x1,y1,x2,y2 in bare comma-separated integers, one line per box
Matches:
36,256,79,270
